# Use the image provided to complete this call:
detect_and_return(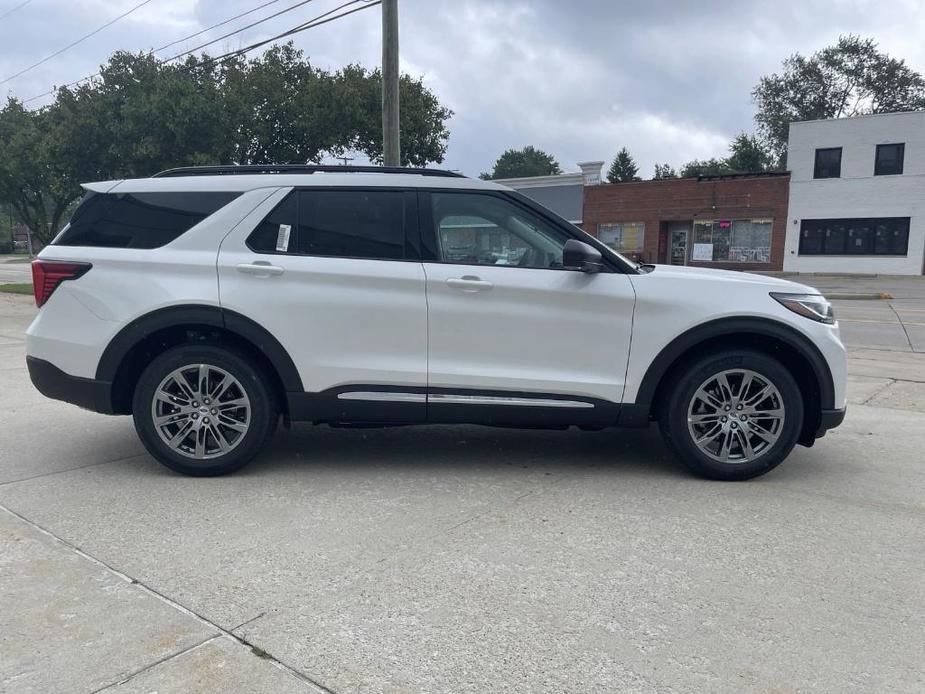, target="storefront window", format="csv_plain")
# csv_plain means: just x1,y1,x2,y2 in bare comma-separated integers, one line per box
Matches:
691,219,771,262
800,218,909,256
597,222,645,253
